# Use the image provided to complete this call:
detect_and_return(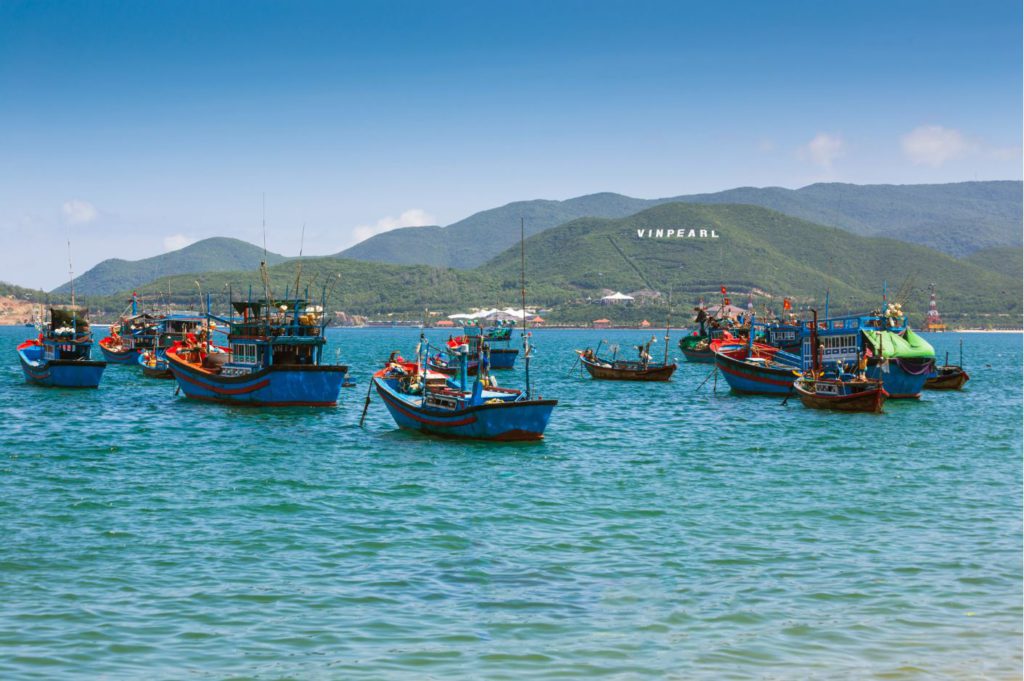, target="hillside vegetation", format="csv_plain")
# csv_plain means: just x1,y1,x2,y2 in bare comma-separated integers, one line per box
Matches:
52,237,287,296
